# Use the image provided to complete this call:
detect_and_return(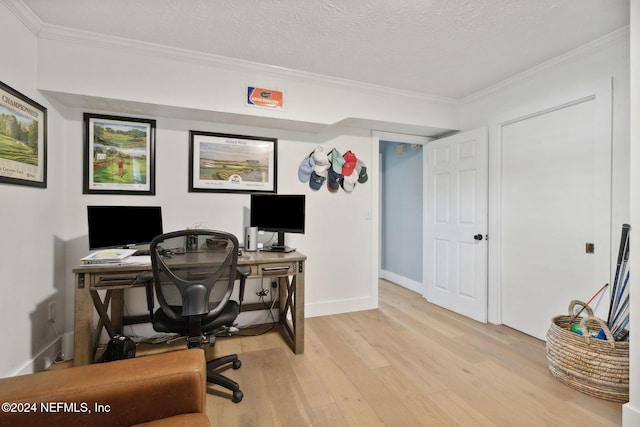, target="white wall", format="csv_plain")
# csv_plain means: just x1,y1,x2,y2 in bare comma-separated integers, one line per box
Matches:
0,2,67,376
625,2,639,425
